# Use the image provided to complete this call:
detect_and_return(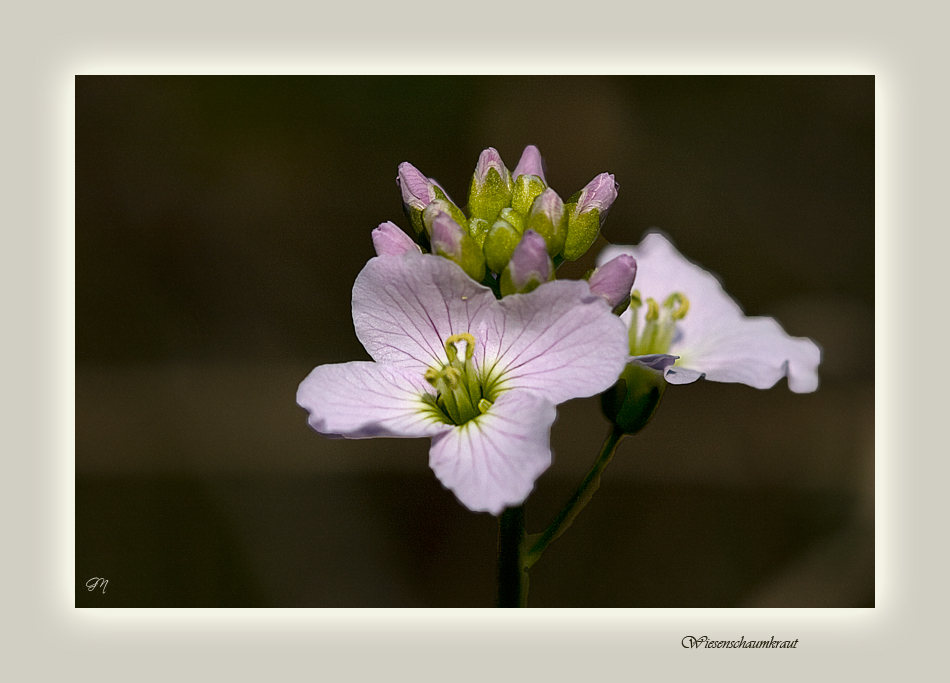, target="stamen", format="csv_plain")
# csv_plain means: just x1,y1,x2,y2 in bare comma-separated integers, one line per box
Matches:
645,298,660,323
629,292,692,356
626,289,641,354
629,289,642,309
445,332,476,362
442,366,462,388
664,292,690,320
439,389,463,425
422,332,492,426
